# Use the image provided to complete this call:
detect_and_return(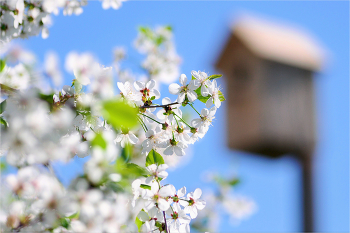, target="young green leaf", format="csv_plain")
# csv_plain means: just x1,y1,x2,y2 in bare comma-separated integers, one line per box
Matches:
194,87,210,104
0,59,5,72
0,100,6,114
0,117,8,127
135,217,144,233
145,149,164,167
90,133,107,150
219,91,226,102
208,74,222,80
101,99,138,129
140,184,151,190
